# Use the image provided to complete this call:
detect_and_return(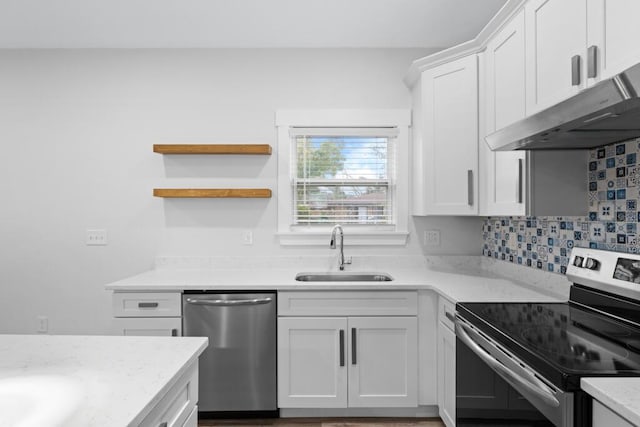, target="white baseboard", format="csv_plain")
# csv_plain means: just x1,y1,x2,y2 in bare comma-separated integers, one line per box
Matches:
279,406,439,418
